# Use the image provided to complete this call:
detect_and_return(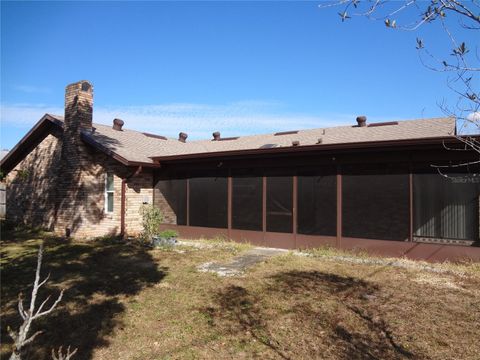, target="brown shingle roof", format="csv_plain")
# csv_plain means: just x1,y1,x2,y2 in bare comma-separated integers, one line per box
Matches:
49,115,456,165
